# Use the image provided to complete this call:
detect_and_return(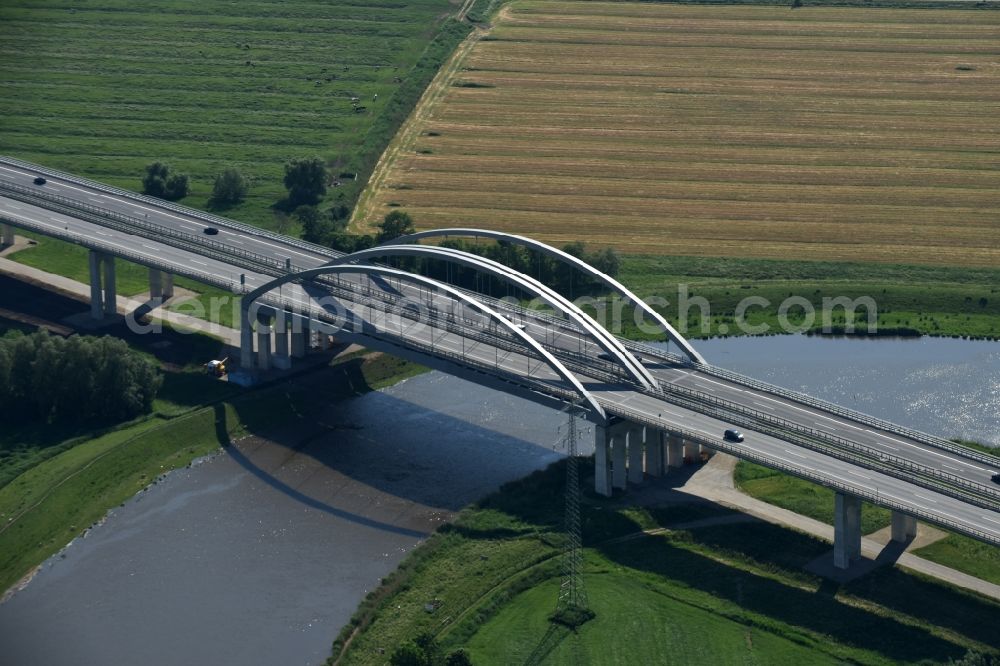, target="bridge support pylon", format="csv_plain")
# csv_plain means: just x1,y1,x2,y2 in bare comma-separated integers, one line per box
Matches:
627,427,644,485
290,315,309,358
666,432,684,469
833,492,862,569
1,223,13,248
101,255,116,316
88,250,104,319
594,423,612,497
646,430,664,477
256,311,272,371
611,435,627,490
684,440,700,464
891,511,917,543
273,311,291,370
